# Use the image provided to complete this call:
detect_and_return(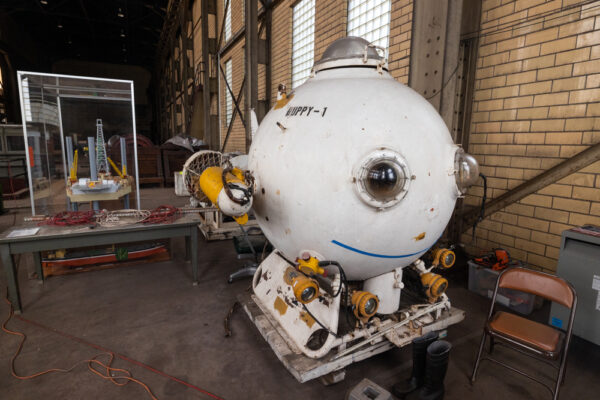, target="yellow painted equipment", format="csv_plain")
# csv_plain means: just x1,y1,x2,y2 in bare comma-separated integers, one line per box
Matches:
432,248,456,269
351,290,379,321
297,256,325,276
107,157,125,178
283,267,319,304
69,150,78,182
420,272,448,302
199,166,249,225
